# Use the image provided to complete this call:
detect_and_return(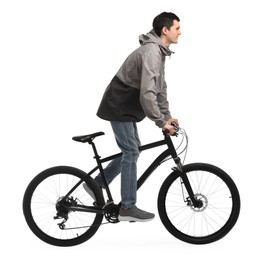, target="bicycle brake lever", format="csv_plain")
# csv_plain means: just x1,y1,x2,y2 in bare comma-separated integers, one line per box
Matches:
171,122,180,136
